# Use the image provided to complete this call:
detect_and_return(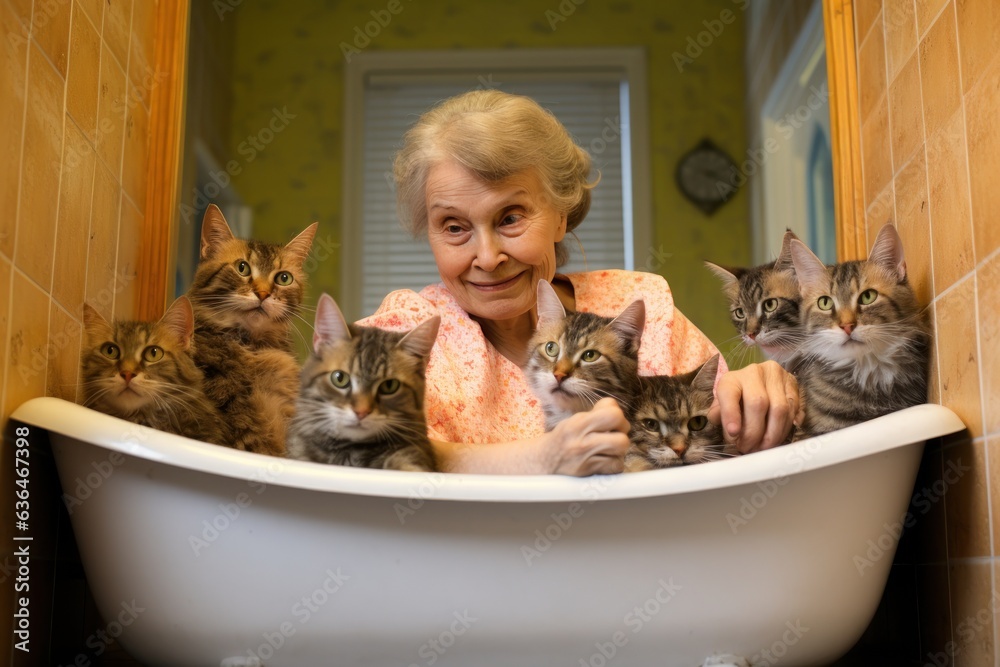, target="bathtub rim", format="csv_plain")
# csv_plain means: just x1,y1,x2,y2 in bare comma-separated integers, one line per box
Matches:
12,397,964,503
